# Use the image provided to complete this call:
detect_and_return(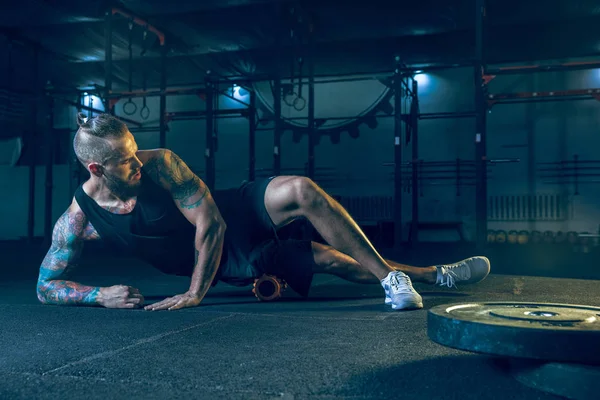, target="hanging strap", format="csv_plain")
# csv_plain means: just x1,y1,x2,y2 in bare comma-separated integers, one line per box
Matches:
123,20,137,115
140,27,150,120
